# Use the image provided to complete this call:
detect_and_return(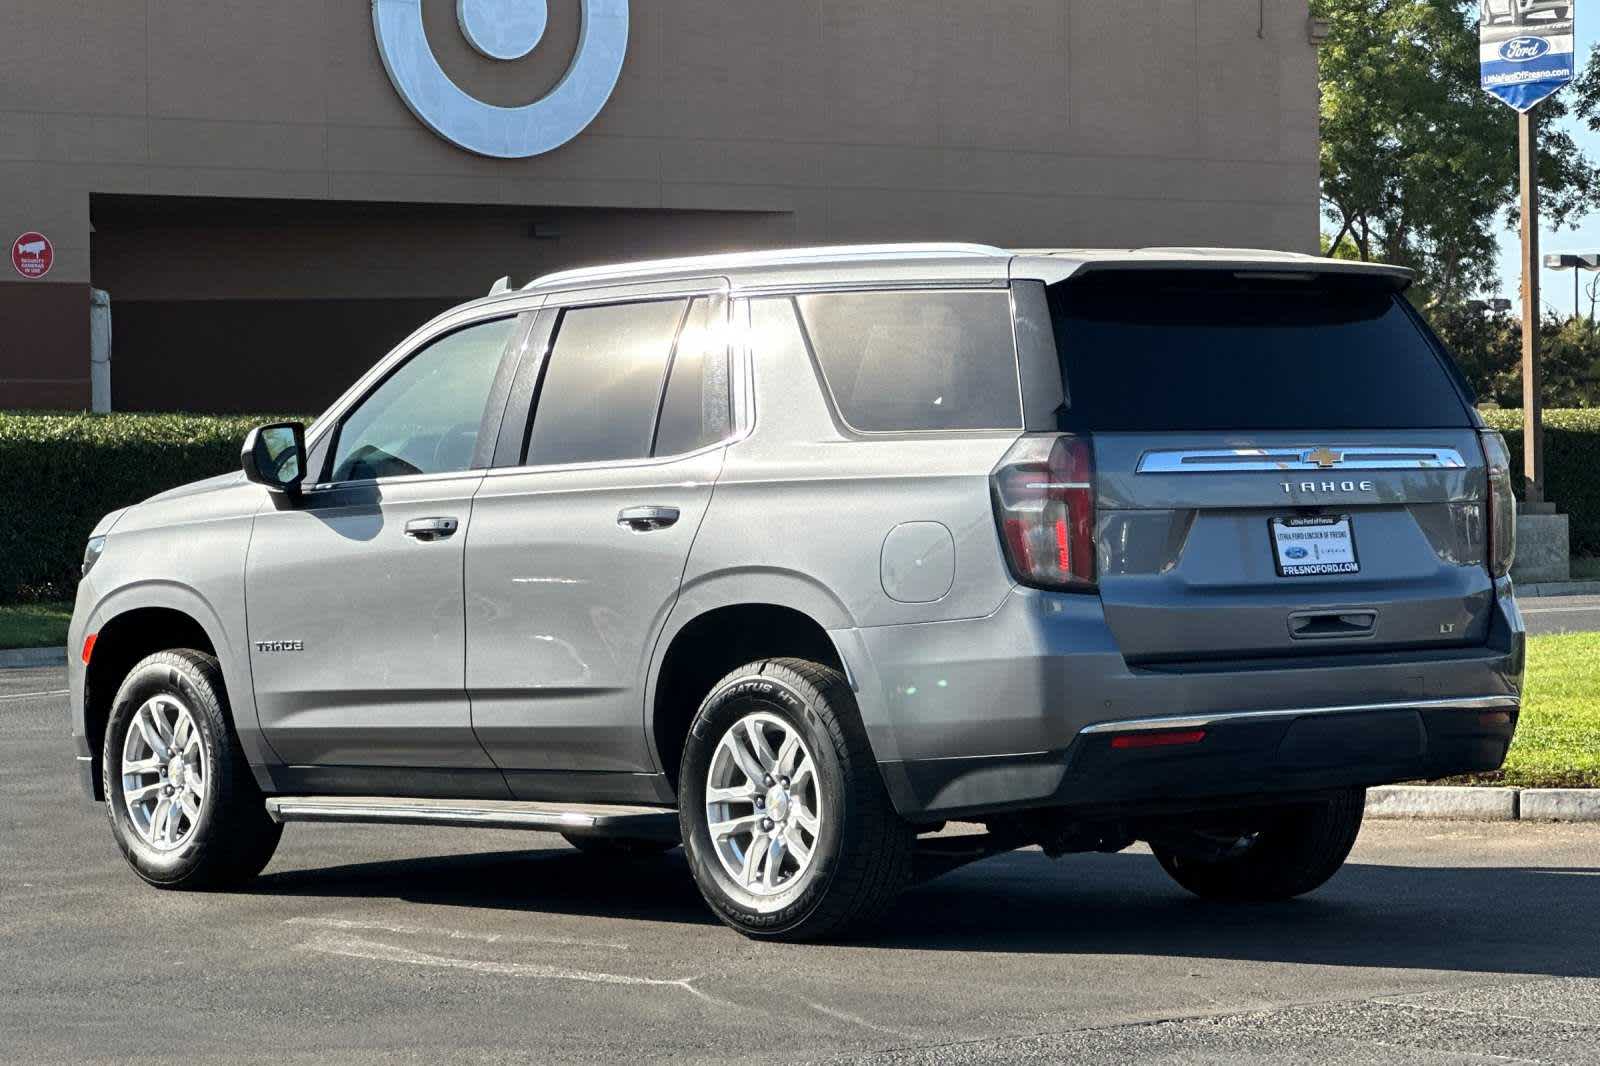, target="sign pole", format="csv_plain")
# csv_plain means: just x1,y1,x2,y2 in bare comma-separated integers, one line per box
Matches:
1519,110,1546,509
1483,5,1574,520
